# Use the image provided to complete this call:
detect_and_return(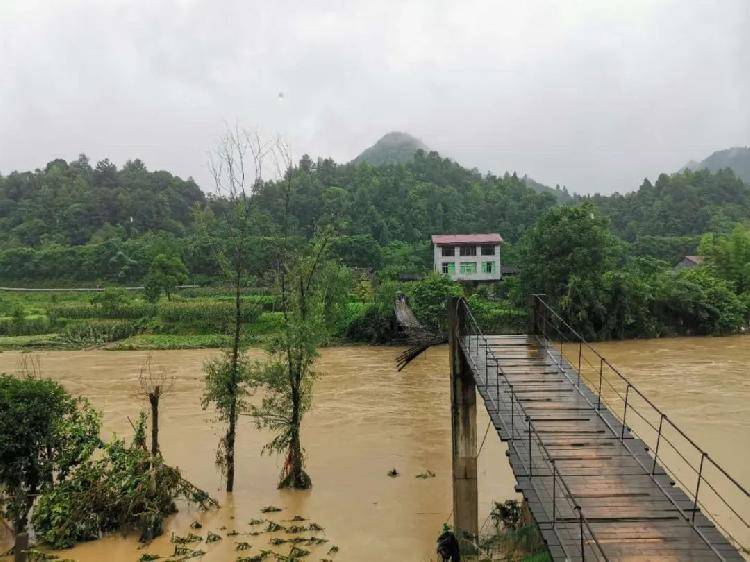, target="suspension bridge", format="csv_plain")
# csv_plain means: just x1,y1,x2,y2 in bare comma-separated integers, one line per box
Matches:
446,295,749,561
